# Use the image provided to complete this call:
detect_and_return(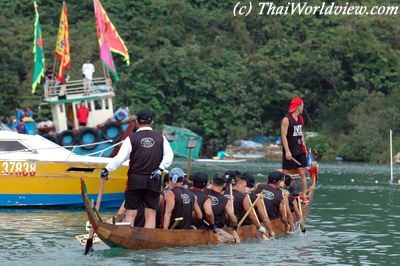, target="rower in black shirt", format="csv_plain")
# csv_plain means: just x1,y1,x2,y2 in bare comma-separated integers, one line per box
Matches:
255,172,294,231
283,174,305,231
163,168,202,229
243,172,275,237
224,173,267,235
204,173,237,228
190,172,215,229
